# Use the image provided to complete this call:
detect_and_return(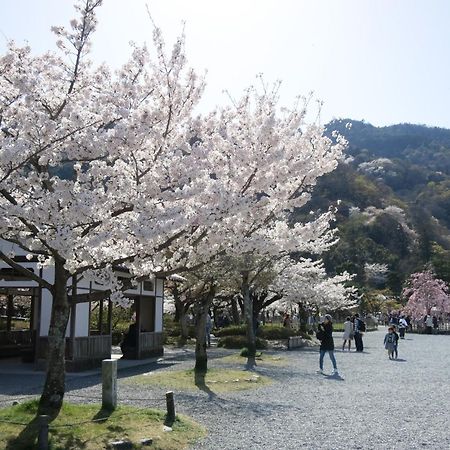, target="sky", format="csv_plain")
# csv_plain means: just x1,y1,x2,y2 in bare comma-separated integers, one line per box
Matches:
1,0,450,128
